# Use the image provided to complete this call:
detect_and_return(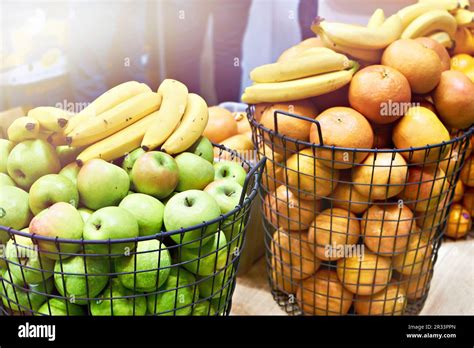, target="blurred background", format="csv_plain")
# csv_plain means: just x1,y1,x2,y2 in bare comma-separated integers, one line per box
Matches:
0,0,416,111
